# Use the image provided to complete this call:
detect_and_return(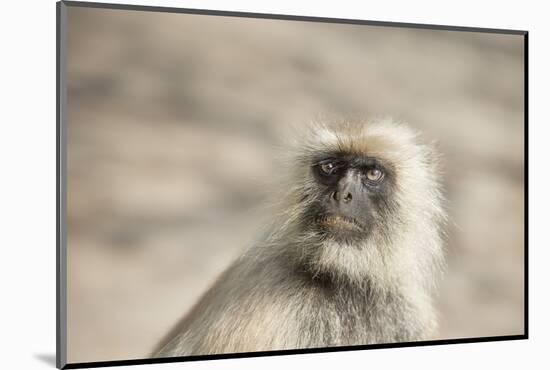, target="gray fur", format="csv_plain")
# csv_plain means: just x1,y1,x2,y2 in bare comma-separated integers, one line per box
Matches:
153,119,446,357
